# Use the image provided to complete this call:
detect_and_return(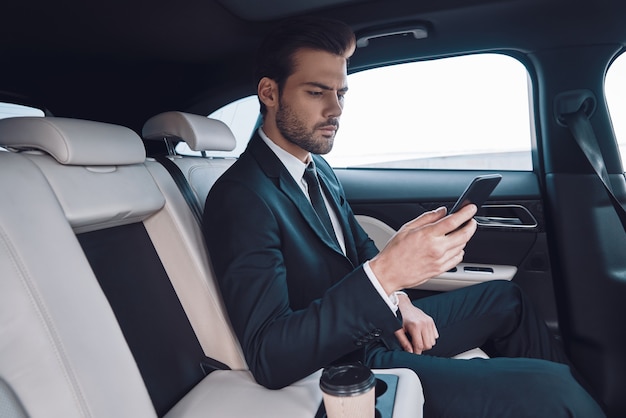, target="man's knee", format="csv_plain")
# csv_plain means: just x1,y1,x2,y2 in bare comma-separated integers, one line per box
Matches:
480,280,525,316
484,279,522,299
484,360,604,417
522,362,605,417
